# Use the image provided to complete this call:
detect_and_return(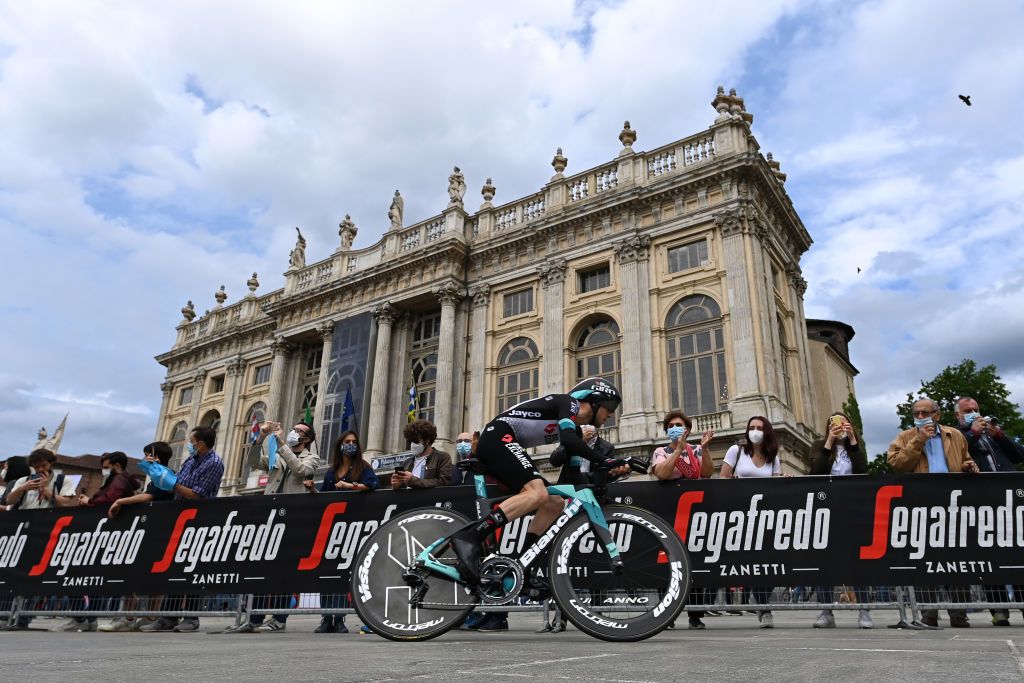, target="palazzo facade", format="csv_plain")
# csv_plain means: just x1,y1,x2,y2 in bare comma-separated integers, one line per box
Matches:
154,87,856,495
